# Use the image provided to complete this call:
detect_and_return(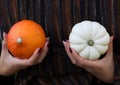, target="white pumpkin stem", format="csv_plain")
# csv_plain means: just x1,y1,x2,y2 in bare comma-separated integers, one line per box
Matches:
16,37,22,44
88,40,94,46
